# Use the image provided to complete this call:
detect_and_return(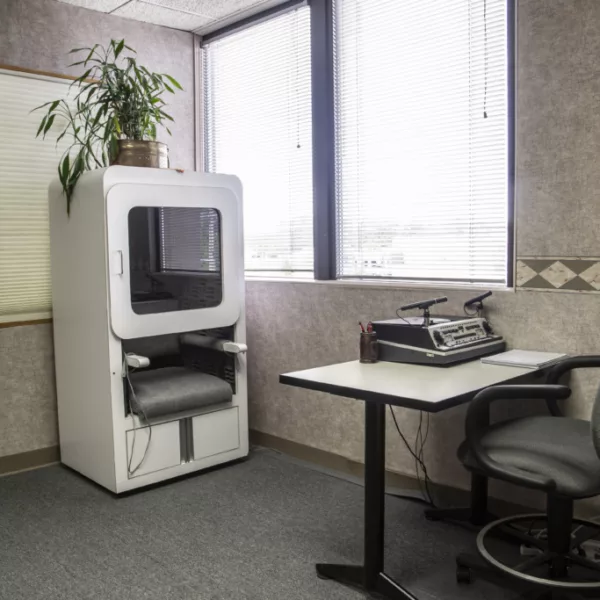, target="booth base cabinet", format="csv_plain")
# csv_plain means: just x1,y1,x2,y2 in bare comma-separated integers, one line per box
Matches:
193,406,240,461
126,421,181,479
125,407,242,480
